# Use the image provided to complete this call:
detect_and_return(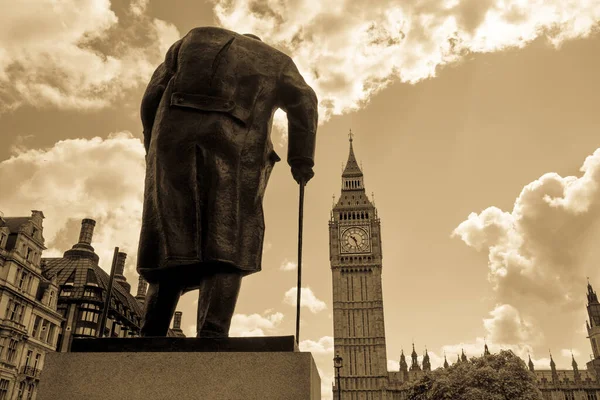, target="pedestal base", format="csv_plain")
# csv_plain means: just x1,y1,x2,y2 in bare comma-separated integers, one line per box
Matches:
38,350,321,400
